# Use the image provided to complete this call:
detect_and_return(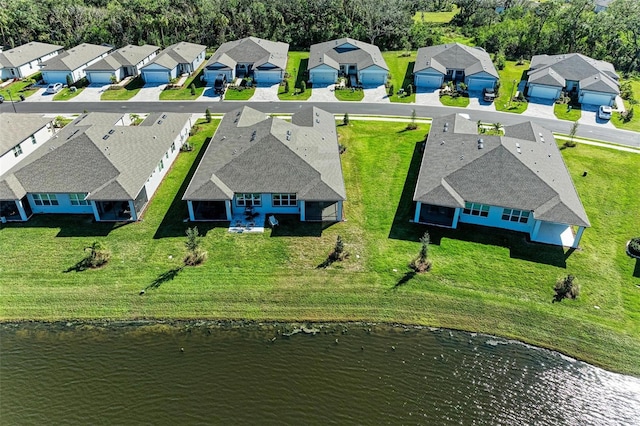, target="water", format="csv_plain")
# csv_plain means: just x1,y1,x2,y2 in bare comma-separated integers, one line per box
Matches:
1,322,639,425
